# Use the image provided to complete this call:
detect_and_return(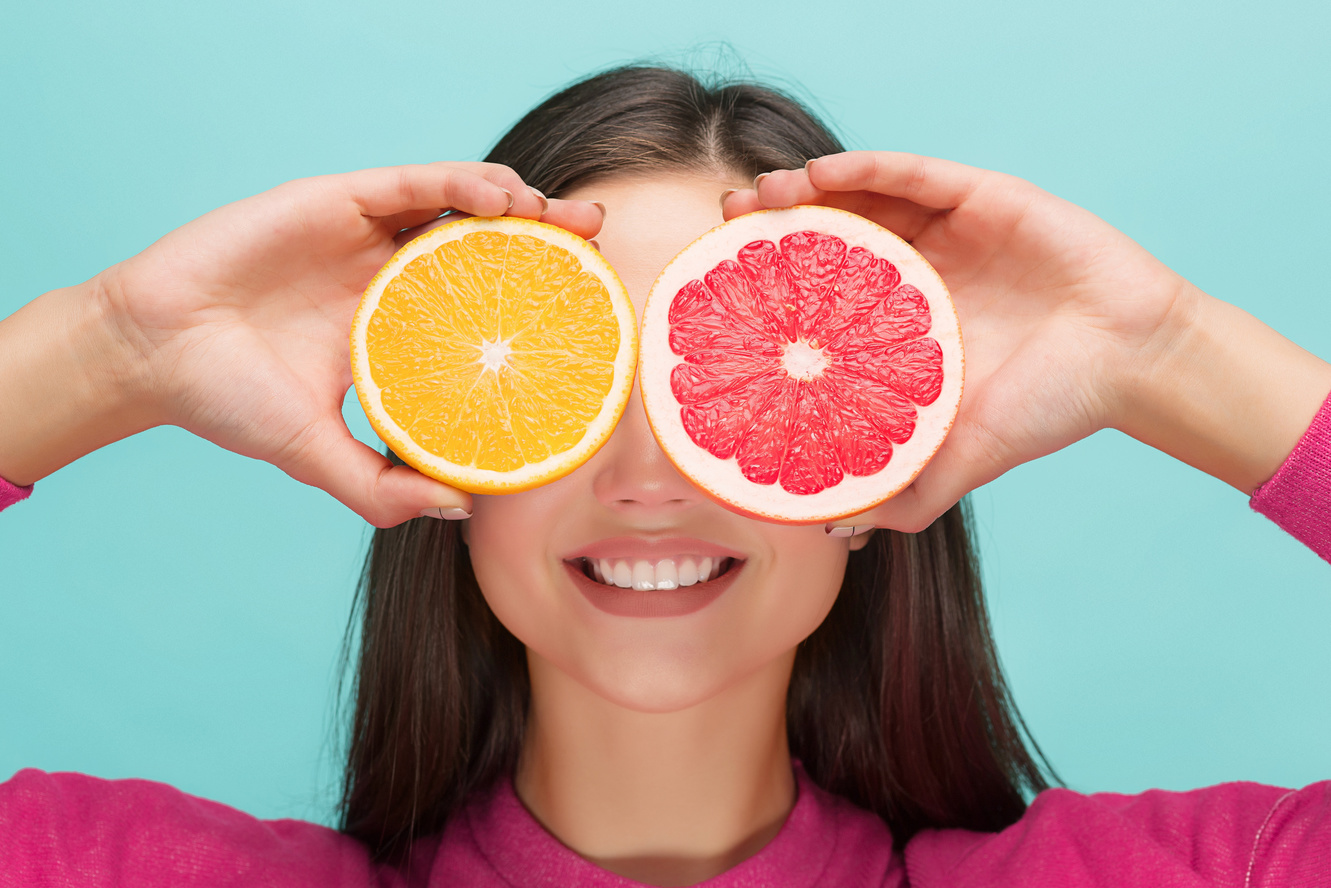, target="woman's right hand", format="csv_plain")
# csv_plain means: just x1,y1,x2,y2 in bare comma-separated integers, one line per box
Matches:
0,163,605,527
723,152,1331,533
